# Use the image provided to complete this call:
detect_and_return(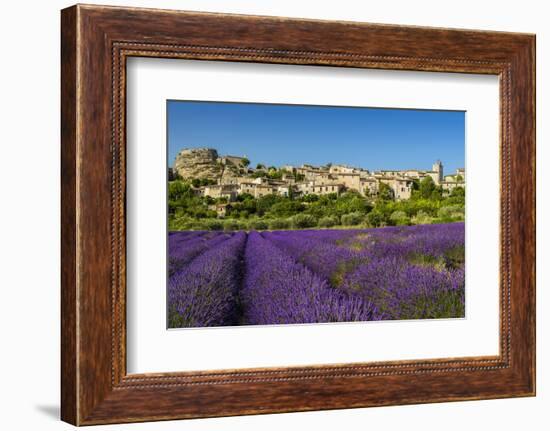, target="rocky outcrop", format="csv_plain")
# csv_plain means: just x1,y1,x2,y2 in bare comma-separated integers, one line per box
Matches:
173,148,222,180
